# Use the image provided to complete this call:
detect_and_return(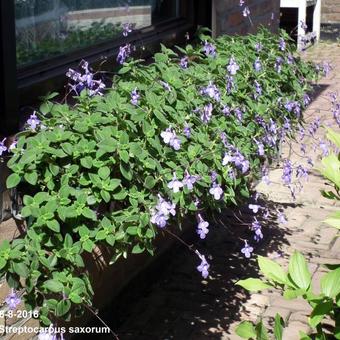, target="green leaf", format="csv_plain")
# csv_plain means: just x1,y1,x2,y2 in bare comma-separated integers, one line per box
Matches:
119,150,130,163
82,208,97,221
47,220,60,233
274,313,284,340
6,173,21,189
69,293,82,304
132,244,145,254
318,154,340,188
12,262,29,278
320,267,340,298
326,127,340,148
0,258,7,270
235,321,256,339
56,299,71,317
100,190,111,203
98,166,110,180
258,256,288,285
126,226,138,235
255,320,269,340
288,251,311,290
144,176,156,189
309,300,333,328
236,278,272,292
324,212,340,229
44,280,63,293
80,157,93,169
24,172,38,185
120,163,133,181
82,239,95,253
